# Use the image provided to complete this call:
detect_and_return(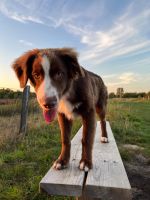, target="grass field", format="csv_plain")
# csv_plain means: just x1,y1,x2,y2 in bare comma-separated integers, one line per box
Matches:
0,98,150,200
